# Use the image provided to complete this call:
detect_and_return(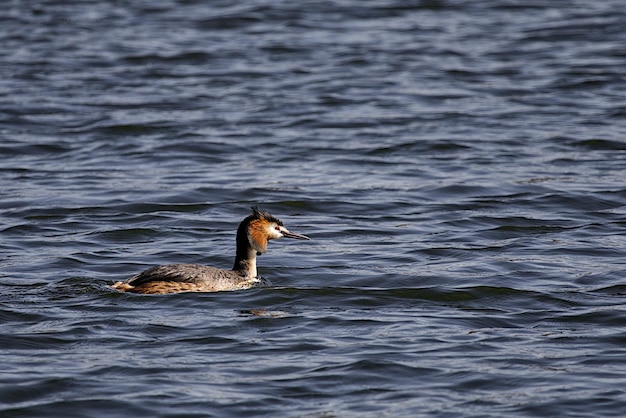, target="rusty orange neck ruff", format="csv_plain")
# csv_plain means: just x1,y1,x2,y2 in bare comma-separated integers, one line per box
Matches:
247,218,270,254
233,216,269,276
